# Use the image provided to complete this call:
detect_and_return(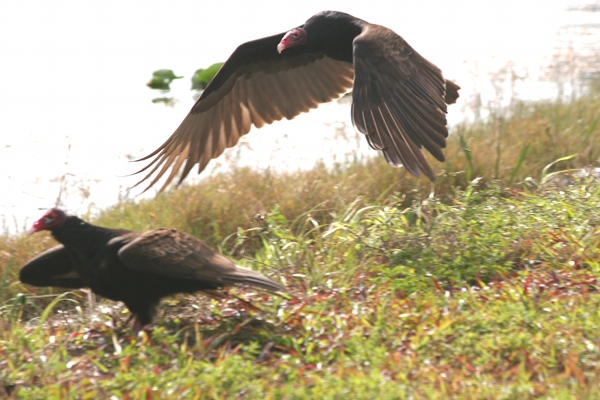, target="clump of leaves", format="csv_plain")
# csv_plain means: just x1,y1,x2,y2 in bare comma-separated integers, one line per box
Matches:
191,62,224,90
